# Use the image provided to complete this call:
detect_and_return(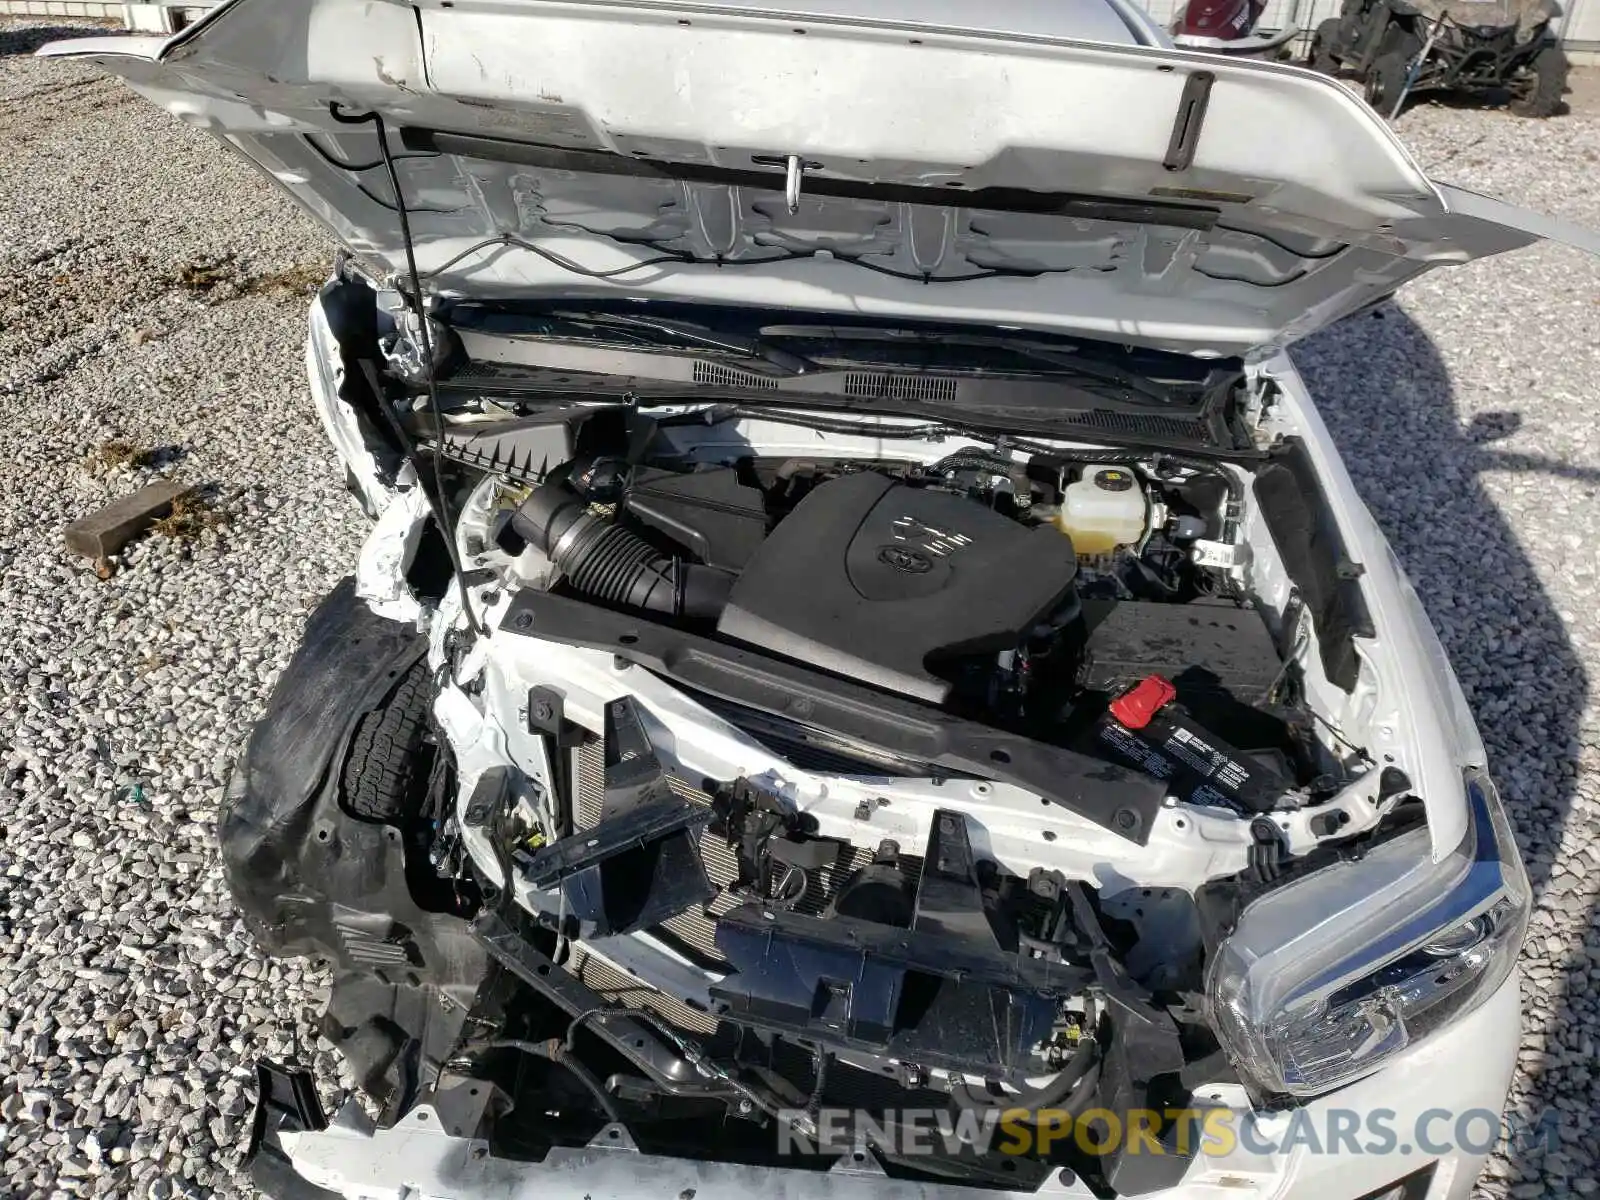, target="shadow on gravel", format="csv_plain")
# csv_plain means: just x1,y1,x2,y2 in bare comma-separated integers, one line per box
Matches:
0,25,119,56
1295,302,1592,1190
1391,91,1571,121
